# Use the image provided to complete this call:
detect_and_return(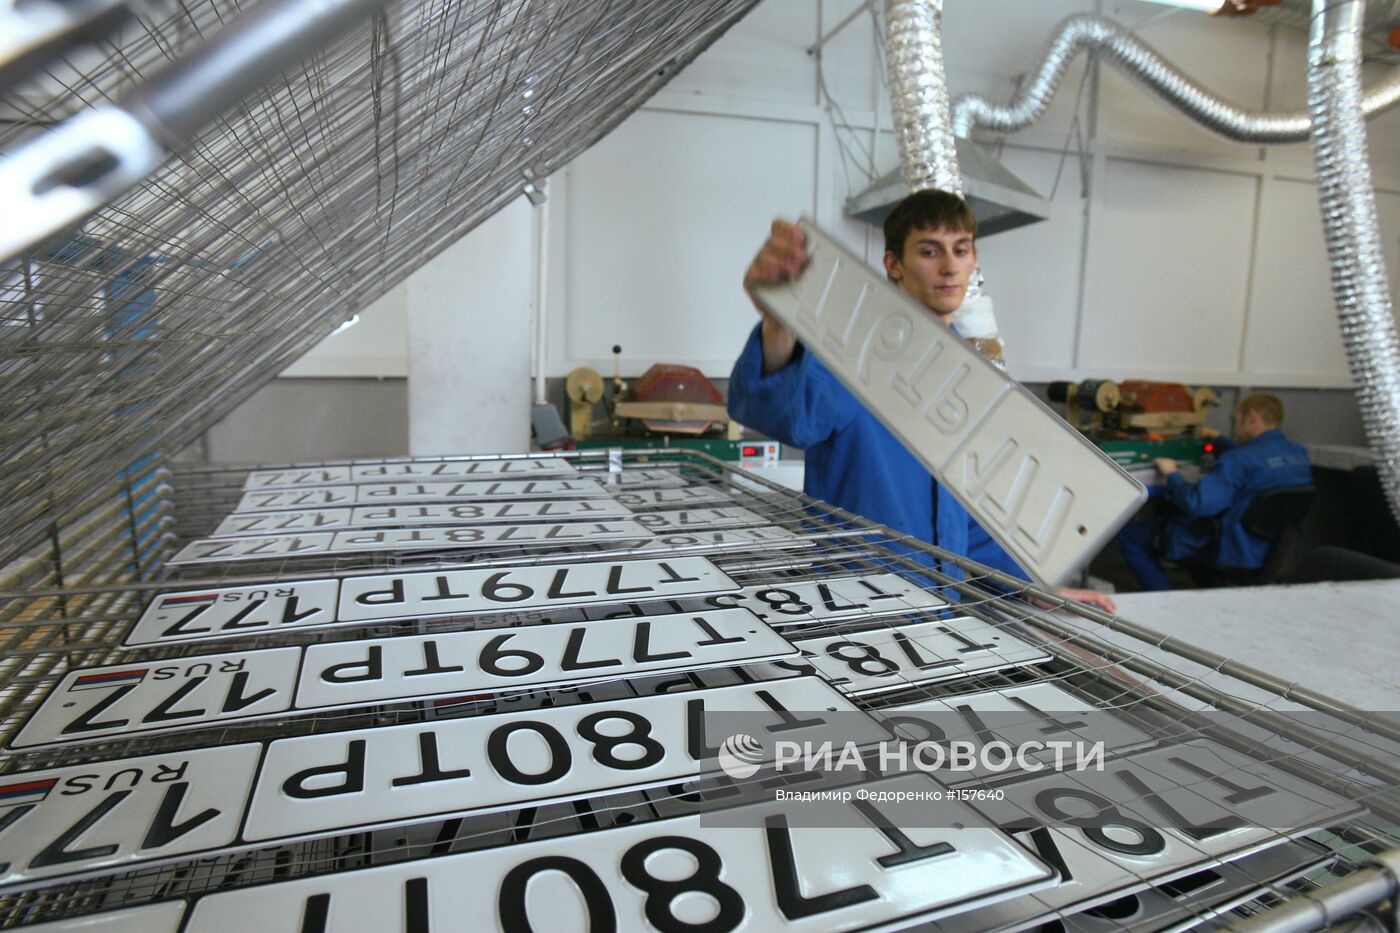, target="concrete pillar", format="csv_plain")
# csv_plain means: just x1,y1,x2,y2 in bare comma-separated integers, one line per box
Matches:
407,197,535,455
